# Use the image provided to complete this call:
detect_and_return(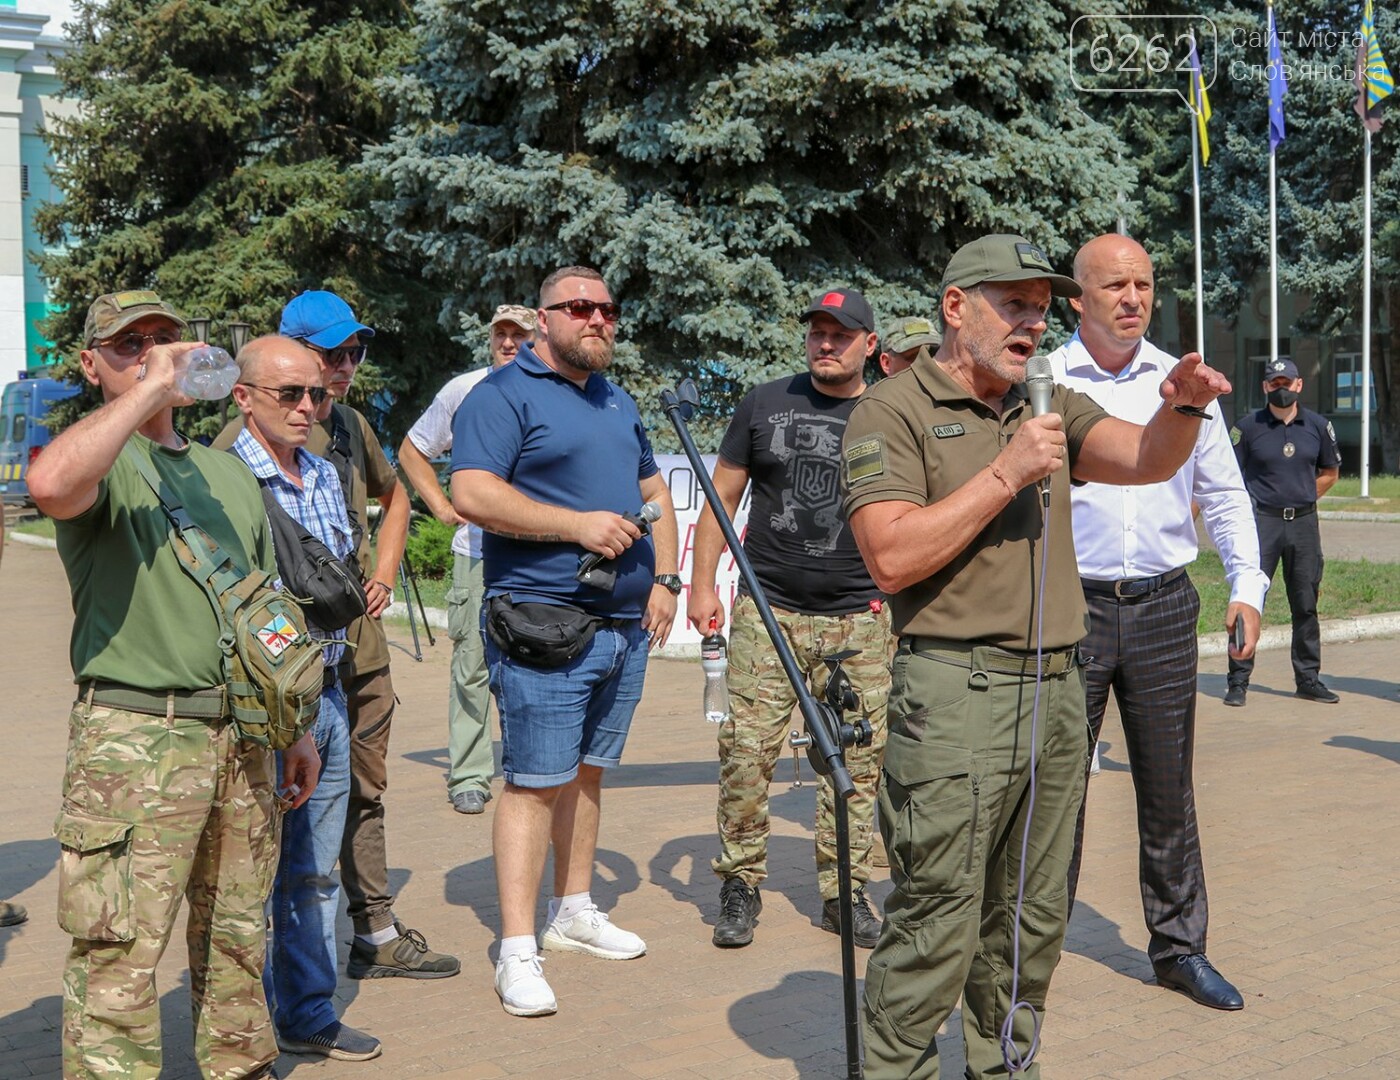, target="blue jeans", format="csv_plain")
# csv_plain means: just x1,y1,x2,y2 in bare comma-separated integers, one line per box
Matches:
485,620,650,788
264,682,351,1039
